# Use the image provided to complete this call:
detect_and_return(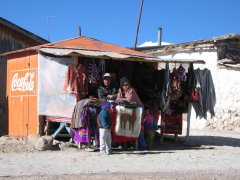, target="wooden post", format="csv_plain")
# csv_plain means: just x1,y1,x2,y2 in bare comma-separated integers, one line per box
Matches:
87,115,91,149
135,140,138,150
44,121,50,135
186,103,192,142
174,133,178,142
160,132,163,144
